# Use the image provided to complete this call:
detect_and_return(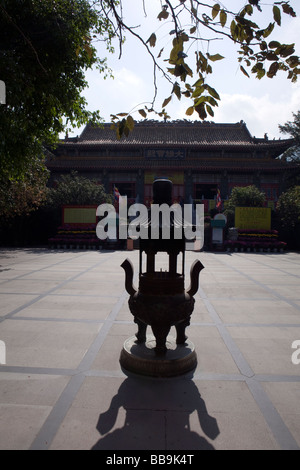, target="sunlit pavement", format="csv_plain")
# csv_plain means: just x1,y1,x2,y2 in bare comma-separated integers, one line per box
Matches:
0,247,300,450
